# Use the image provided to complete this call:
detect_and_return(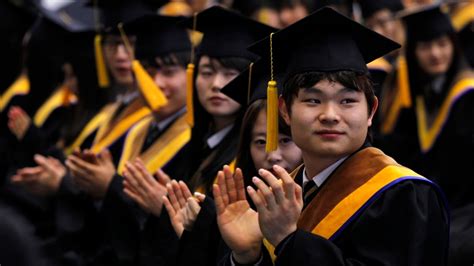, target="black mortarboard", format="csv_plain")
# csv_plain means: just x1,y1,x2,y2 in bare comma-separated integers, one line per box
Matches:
86,0,161,32
35,0,94,32
399,4,454,43
358,0,404,19
220,59,283,106
181,5,277,60
248,7,401,79
126,14,191,60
